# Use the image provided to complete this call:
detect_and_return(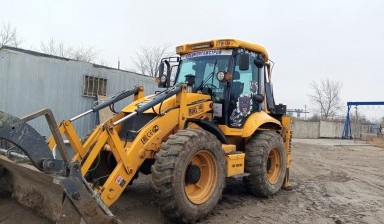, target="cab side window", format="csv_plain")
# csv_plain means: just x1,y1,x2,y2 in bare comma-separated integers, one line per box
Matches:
229,54,259,127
